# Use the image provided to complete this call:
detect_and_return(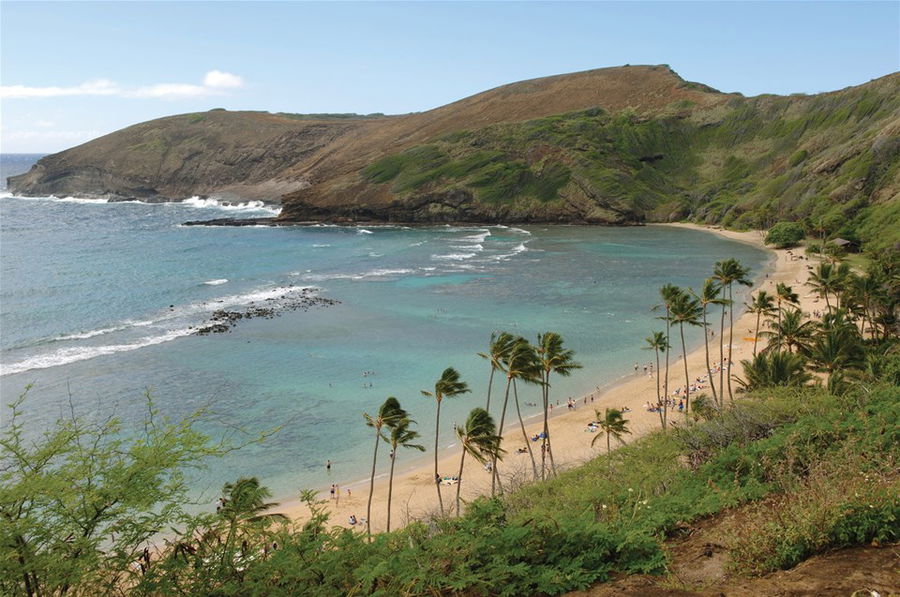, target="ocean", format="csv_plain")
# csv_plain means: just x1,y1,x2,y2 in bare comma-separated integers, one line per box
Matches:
0,153,769,503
